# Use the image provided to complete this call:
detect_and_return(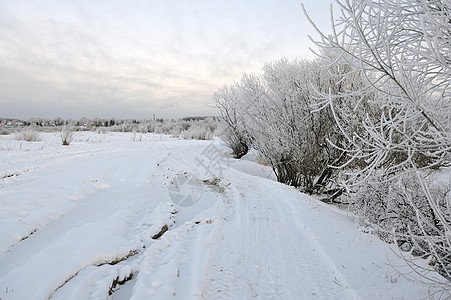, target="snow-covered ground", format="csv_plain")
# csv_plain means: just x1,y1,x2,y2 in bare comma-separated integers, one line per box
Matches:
0,132,443,299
